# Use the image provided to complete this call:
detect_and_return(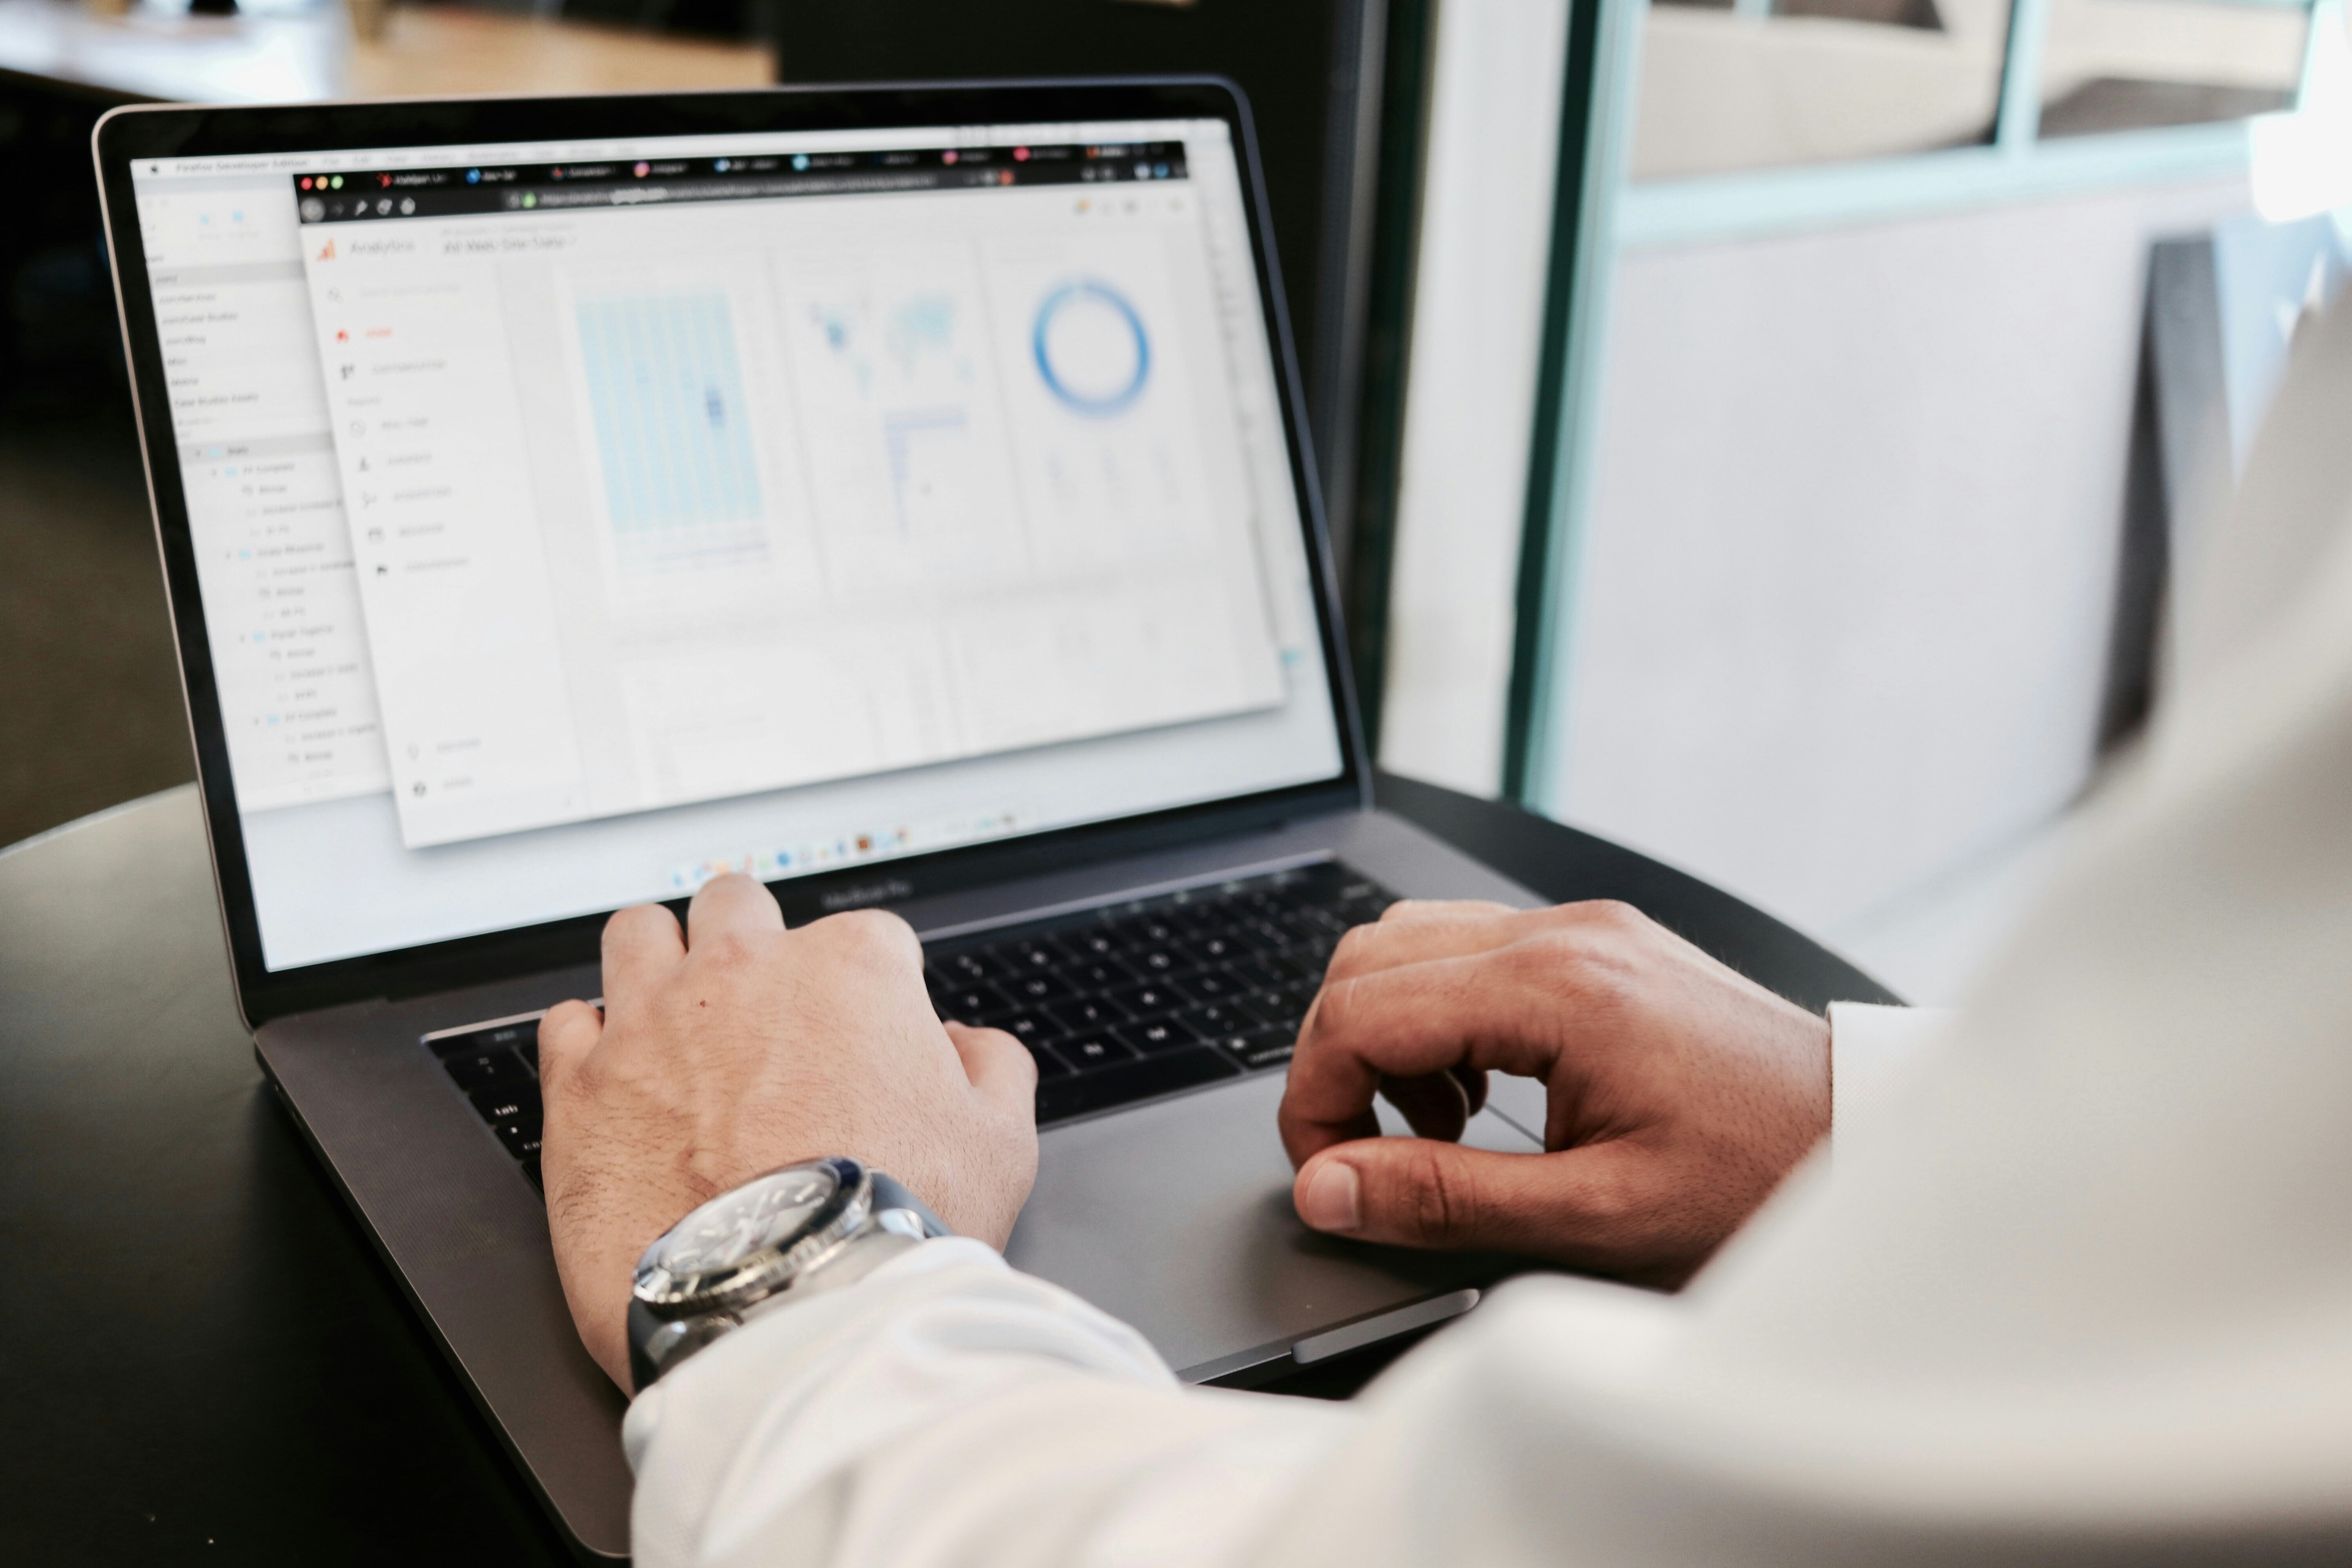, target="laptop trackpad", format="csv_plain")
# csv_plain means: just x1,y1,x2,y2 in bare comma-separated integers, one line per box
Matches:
1005,1072,1545,1380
